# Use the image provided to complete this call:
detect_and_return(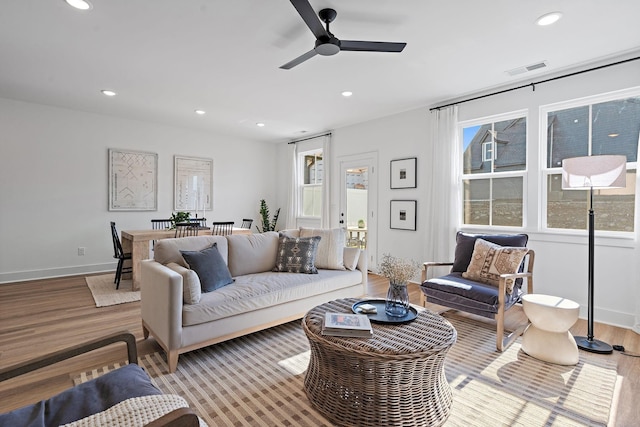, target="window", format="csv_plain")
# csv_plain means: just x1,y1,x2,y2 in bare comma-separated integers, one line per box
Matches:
300,150,323,217
543,92,639,233
461,113,527,227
